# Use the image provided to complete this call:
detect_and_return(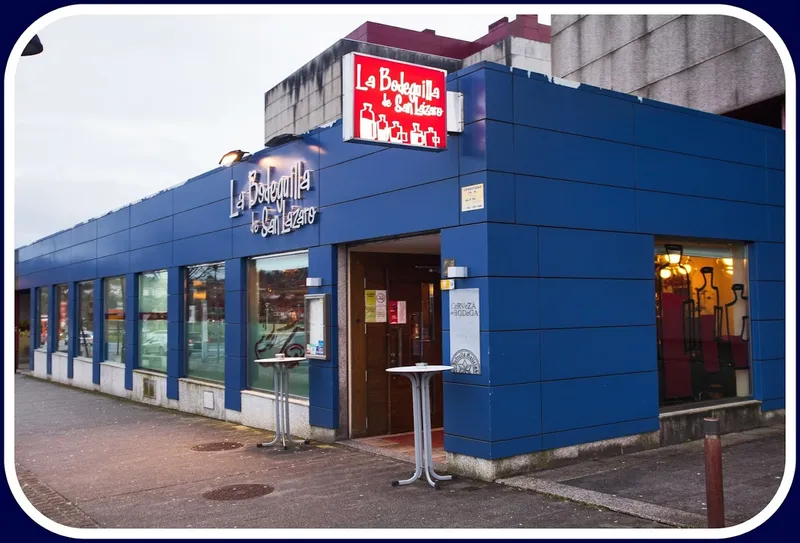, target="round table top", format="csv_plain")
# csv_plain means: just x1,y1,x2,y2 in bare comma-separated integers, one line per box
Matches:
255,357,306,366
386,365,452,374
